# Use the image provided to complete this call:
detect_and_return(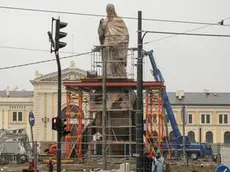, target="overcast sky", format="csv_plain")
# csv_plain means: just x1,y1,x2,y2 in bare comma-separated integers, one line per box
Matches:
0,0,230,92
